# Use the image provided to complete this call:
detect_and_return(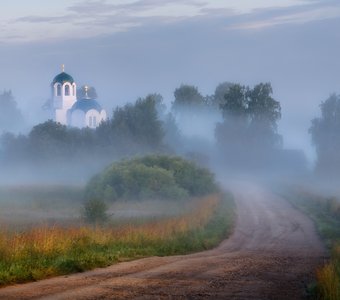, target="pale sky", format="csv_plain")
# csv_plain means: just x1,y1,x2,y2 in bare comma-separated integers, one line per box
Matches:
0,0,340,162
0,0,332,43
